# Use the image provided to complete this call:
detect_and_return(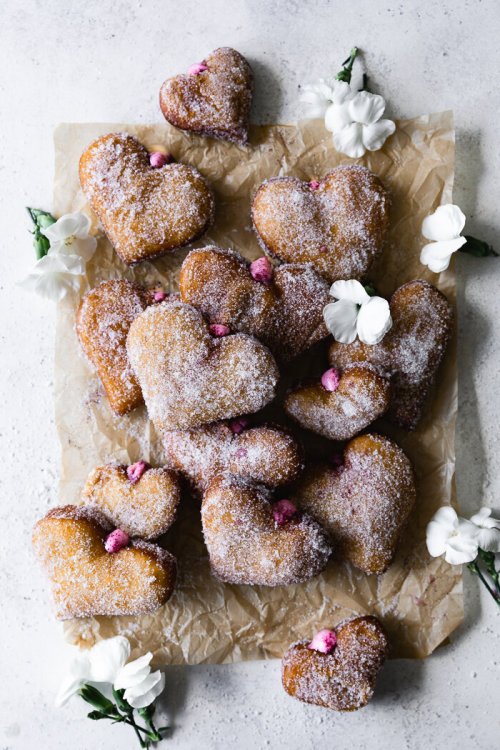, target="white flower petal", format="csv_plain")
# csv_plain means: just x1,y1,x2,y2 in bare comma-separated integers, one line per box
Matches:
476,527,500,553
348,91,386,125
332,80,354,105
299,80,335,118
124,671,165,709
88,636,130,683
43,252,87,275
420,237,467,273
426,506,459,557
444,519,479,565
361,118,396,152
55,651,91,707
114,653,153,690
49,235,97,262
356,296,392,345
18,270,80,300
323,299,359,343
329,279,369,304
325,102,354,133
422,204,466,242
332,122,366,158
470,507,500,530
